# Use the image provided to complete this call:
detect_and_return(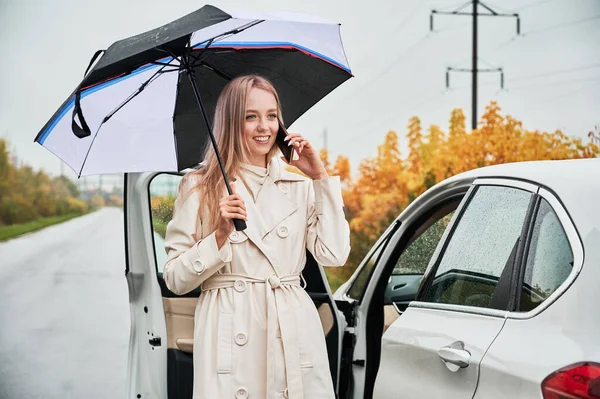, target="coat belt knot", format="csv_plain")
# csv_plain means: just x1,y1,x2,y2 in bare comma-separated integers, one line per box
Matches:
267,275,281,289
